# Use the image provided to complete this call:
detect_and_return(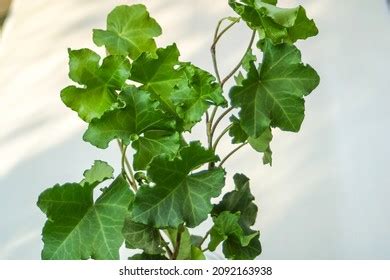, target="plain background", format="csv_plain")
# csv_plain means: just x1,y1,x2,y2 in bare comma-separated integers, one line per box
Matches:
0,0,389,259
